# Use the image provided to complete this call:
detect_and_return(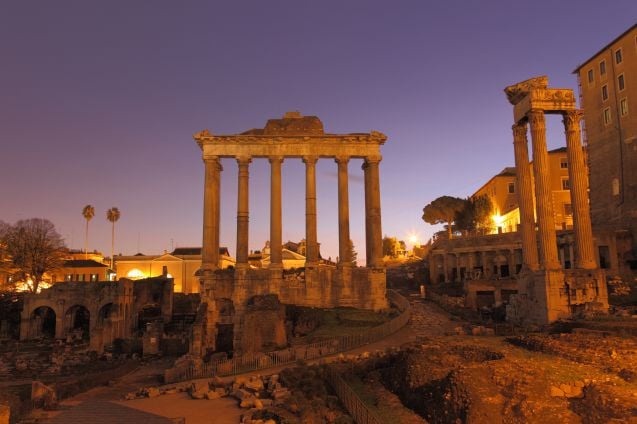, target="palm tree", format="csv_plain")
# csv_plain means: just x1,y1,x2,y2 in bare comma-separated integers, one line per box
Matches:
81,205,95,259
106,207,121,270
